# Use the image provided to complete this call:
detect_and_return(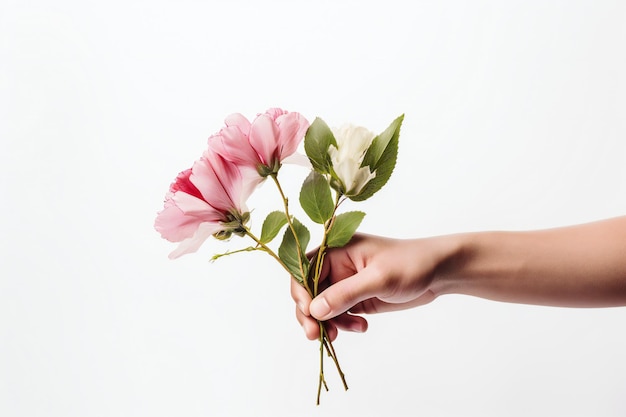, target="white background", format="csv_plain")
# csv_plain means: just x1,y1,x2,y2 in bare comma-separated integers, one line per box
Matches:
2,1,626,416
